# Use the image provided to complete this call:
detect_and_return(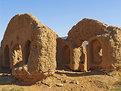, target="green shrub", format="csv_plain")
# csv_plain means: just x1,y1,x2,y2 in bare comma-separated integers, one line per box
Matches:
1,87,24,91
